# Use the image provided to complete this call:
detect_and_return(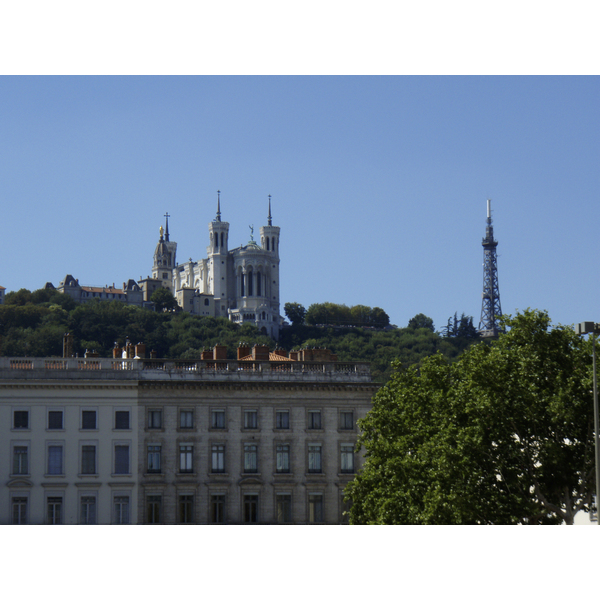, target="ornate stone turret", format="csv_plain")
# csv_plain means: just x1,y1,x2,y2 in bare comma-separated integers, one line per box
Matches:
152,213,177,290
